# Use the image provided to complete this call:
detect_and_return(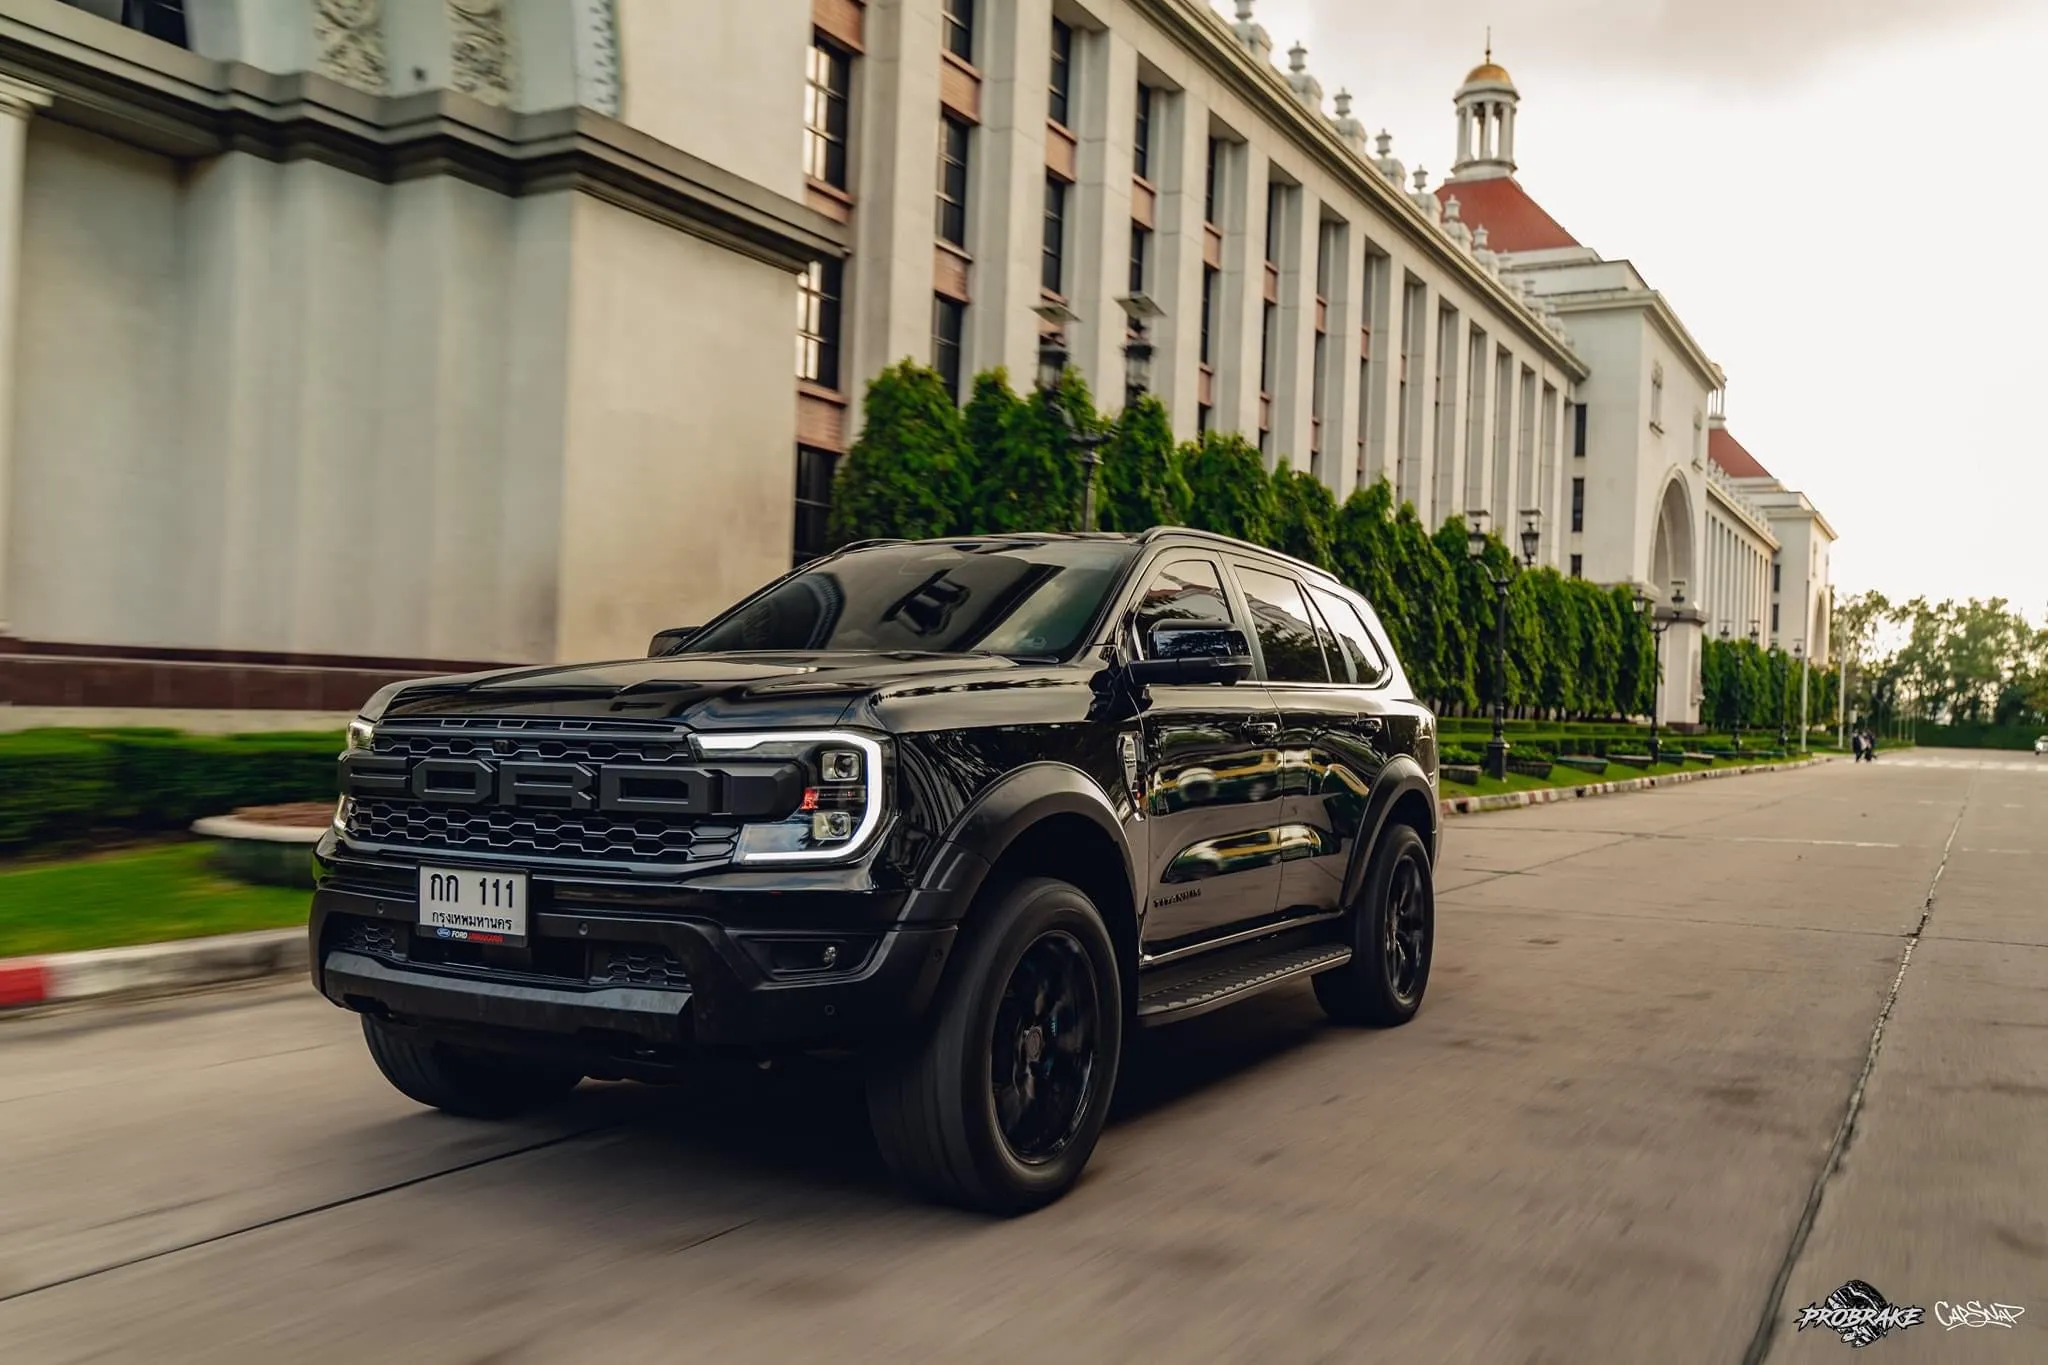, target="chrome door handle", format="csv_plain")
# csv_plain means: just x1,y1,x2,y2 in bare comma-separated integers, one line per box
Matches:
1242,720,1280,741
1359,716,1384,736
